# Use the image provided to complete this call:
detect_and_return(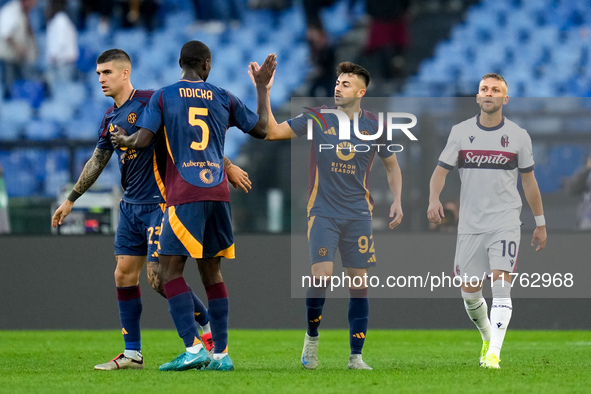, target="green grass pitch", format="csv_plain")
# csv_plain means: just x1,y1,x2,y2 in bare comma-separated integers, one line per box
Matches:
1,329,589,393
